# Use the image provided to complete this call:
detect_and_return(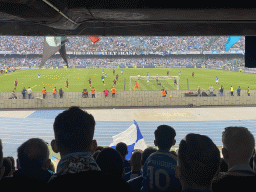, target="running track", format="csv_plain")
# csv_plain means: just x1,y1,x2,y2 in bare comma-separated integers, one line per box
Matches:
1,108,256,160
